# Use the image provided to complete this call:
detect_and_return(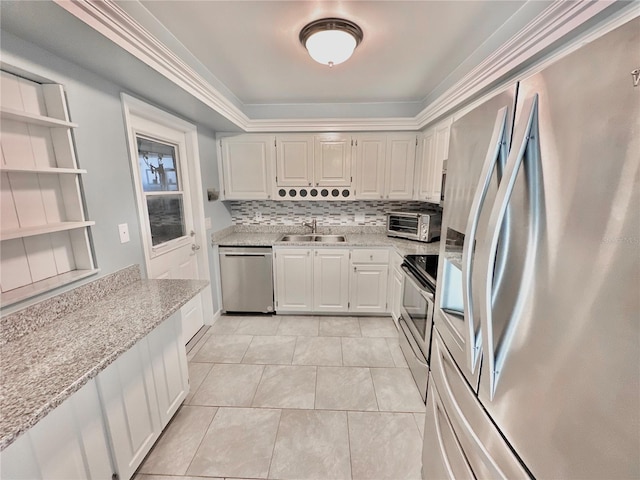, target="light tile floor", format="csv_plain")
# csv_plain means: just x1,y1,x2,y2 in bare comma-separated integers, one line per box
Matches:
135,315,425,480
